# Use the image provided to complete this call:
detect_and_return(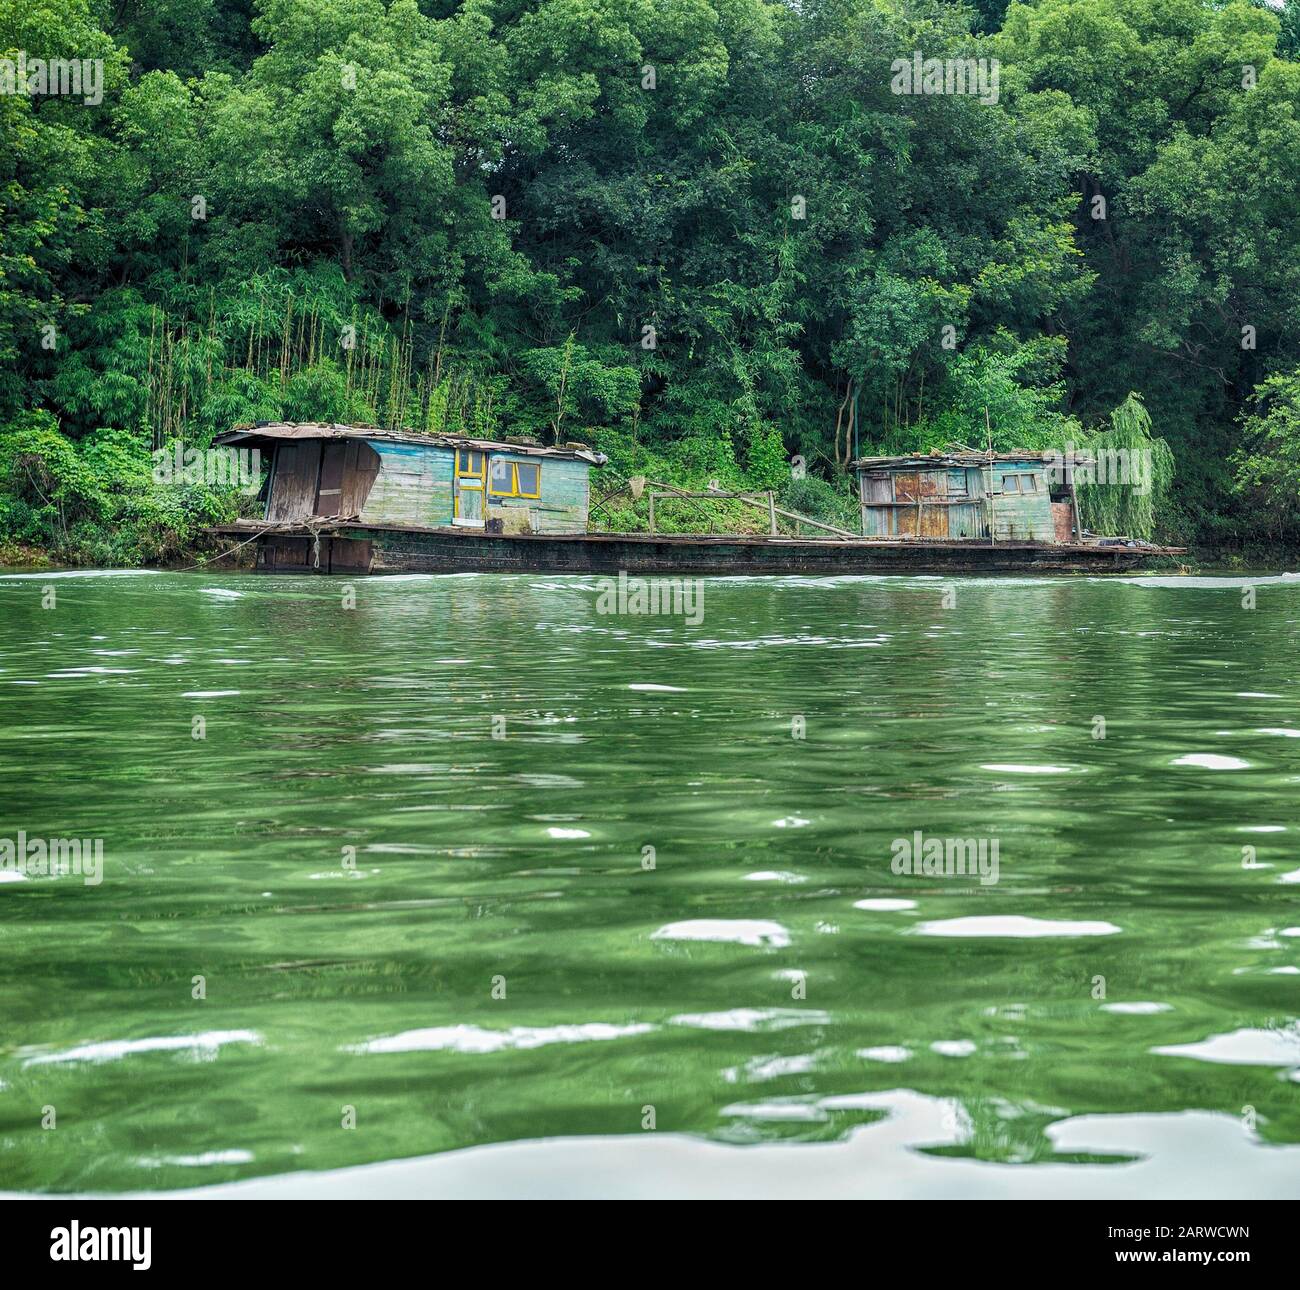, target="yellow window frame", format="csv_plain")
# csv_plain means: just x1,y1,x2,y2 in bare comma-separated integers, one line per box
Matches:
453,449,487,520
488,459,541,500
455,449,486,479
